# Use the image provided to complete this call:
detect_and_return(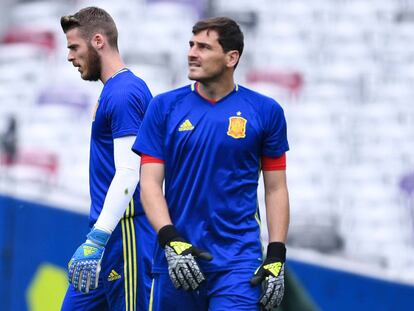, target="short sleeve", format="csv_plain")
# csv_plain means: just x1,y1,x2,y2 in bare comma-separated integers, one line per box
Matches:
262,100,289,157
132,96,165,160
105,90,146,138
